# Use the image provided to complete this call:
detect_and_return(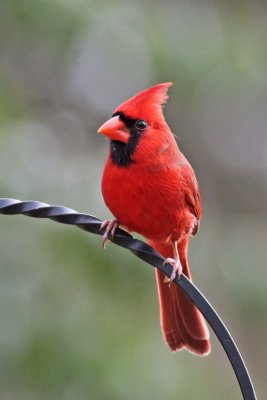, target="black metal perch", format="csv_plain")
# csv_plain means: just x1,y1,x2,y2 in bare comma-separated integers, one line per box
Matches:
0,198,257,400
